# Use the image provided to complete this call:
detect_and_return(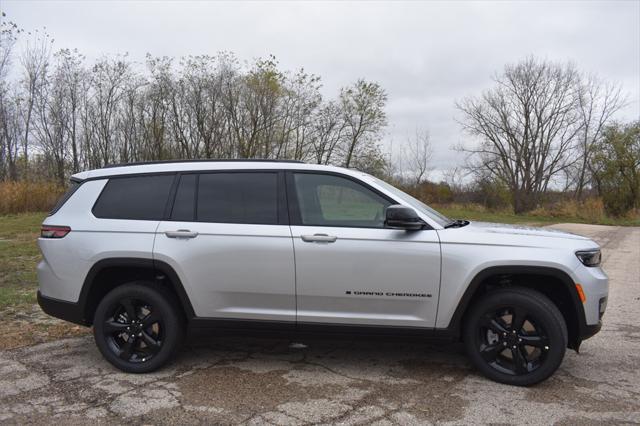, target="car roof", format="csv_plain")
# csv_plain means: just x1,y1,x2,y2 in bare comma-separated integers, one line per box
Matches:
71,160,364,181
